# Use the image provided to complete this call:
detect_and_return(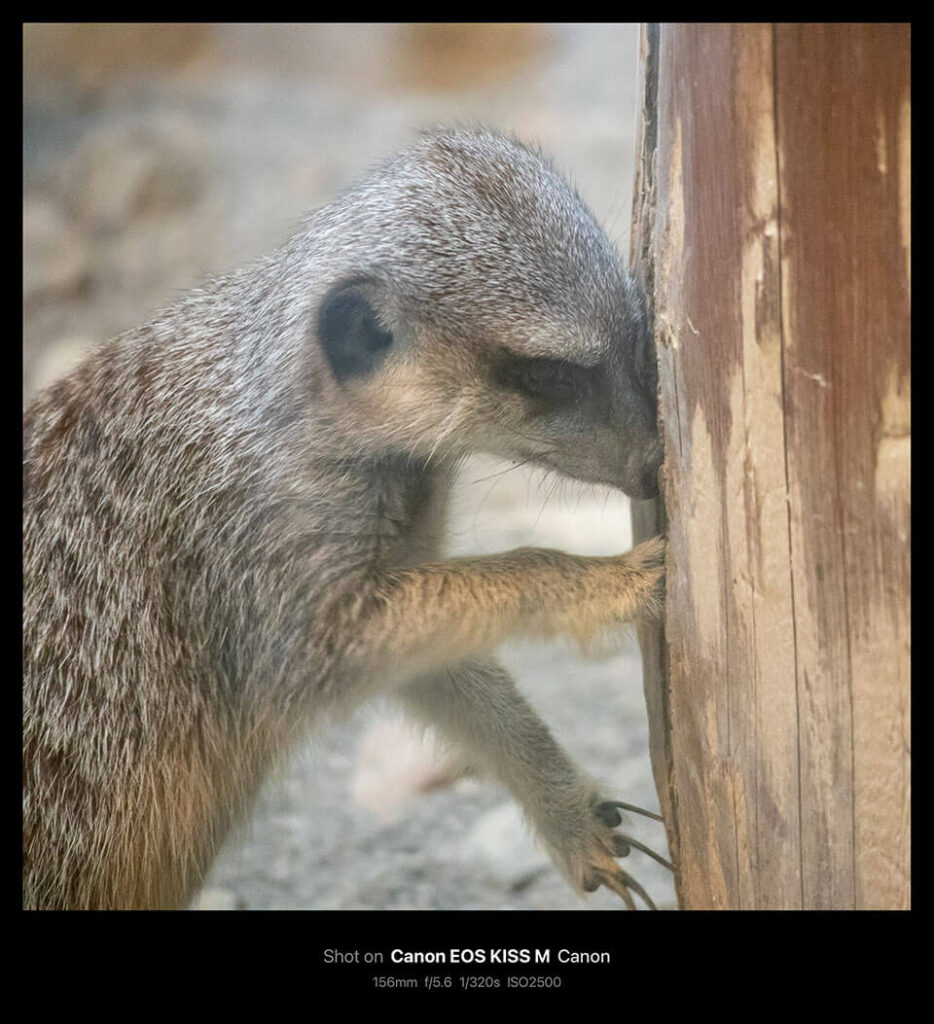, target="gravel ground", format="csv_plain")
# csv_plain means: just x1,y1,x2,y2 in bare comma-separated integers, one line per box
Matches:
23,23,675,911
